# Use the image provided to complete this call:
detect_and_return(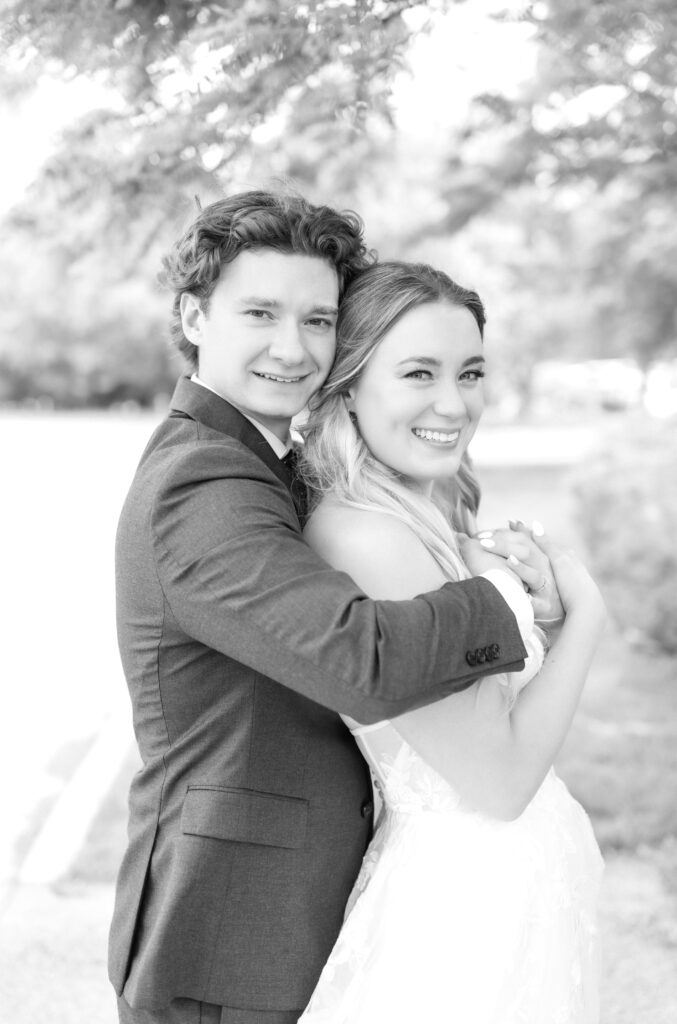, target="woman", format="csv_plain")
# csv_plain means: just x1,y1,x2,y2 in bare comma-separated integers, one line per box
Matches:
298,262,605,1024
